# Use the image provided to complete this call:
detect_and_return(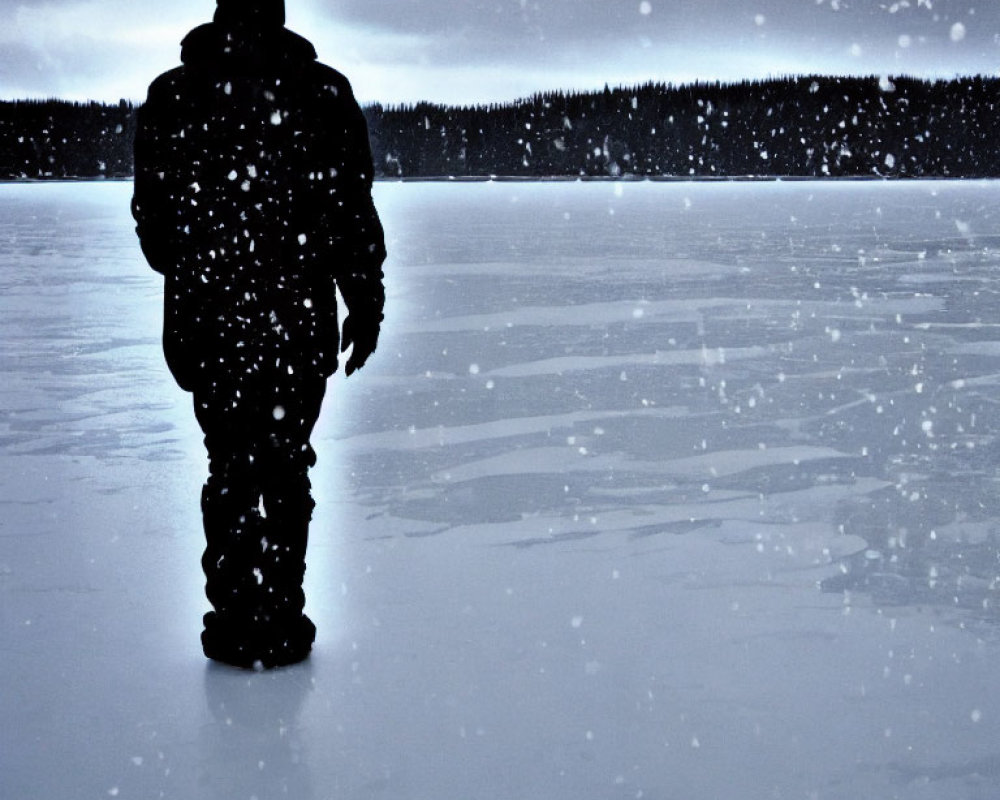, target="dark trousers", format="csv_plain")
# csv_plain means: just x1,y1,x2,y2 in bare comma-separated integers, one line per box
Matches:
193,367,327,631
